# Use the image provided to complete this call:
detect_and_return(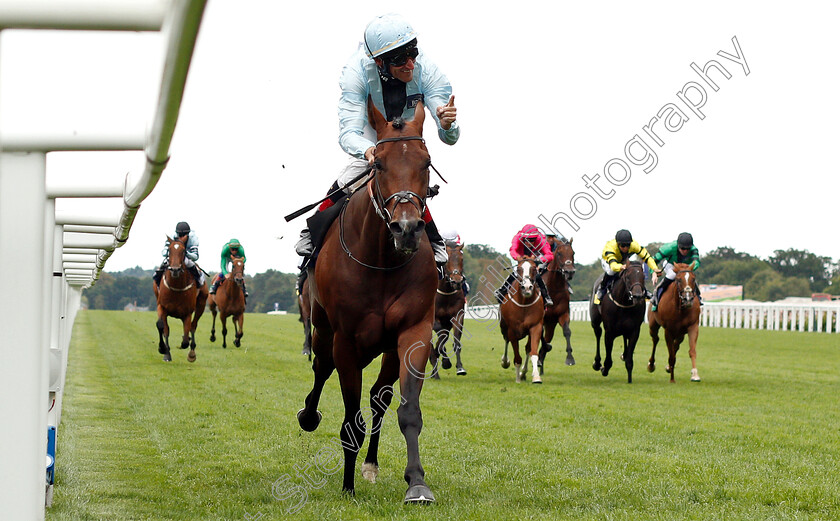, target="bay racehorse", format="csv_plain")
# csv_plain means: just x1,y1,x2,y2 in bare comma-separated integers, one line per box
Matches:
208,256,246,348
297,275,312,360
297,99,438,503
499,257,545,384
429,242,467,378
153,235,208,362
590,259,646,383
647,263,702,382
538,236,576,374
